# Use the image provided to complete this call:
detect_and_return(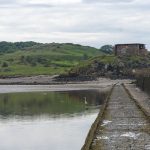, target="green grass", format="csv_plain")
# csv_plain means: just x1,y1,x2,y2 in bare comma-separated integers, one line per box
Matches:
0,43,103,76
71,55,117,71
